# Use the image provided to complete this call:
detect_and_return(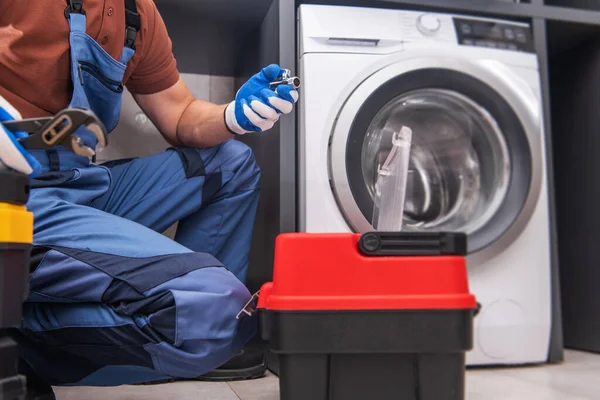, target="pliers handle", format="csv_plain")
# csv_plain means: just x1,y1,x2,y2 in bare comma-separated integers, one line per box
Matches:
2,108,108,159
